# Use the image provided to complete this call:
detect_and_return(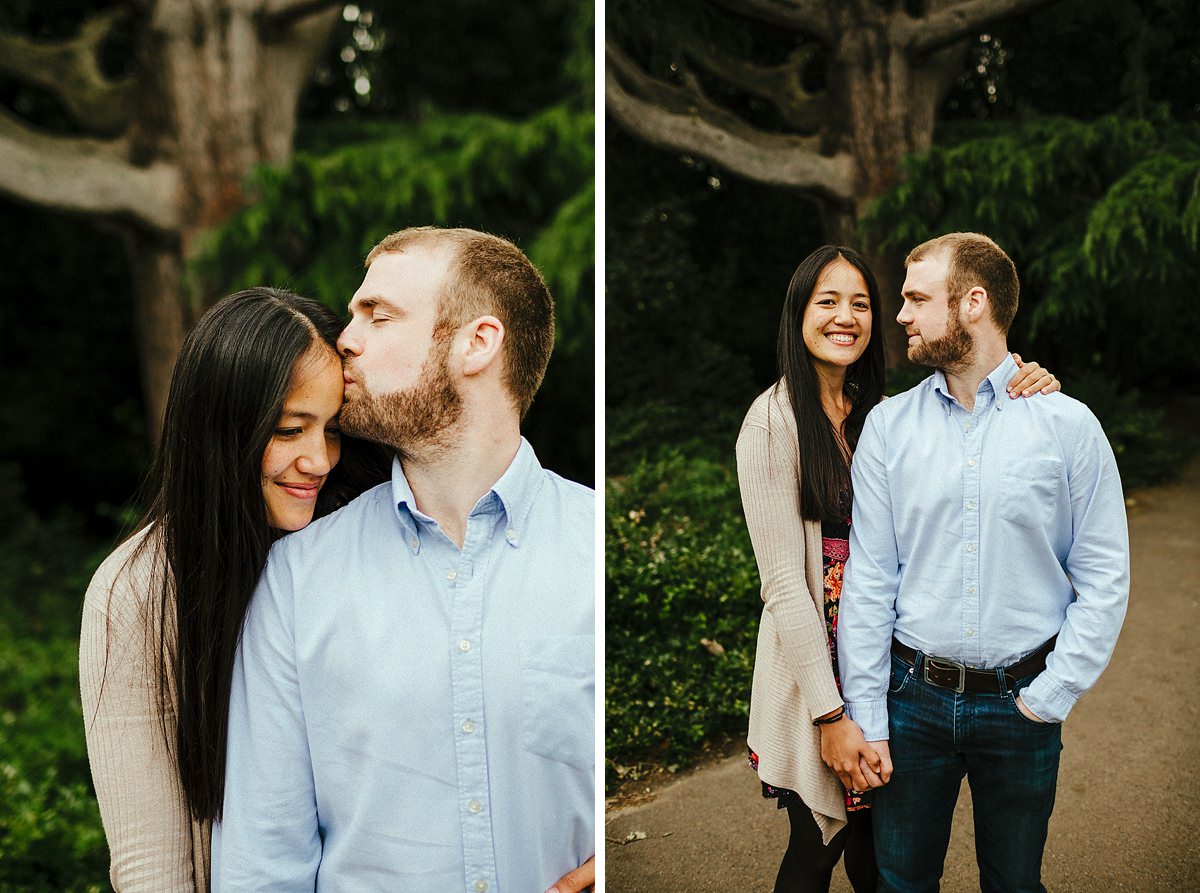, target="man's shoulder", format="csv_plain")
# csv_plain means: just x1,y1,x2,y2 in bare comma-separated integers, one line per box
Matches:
269,481,391,562
536,470,595,524
867,375,936,420
1017,390,1105,433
